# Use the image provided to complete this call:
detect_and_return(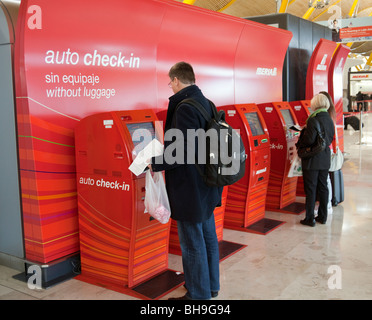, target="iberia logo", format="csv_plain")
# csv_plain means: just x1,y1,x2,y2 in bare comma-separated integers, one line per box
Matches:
316,54,328,71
